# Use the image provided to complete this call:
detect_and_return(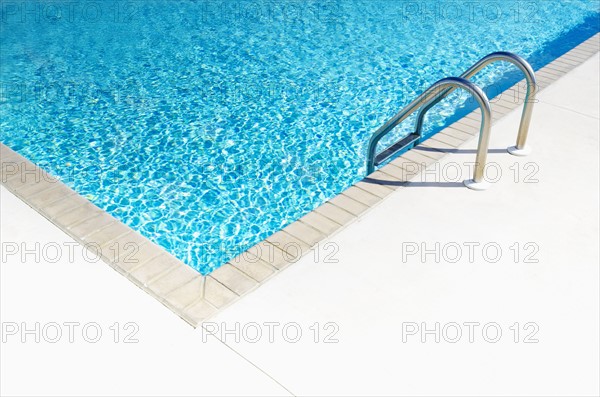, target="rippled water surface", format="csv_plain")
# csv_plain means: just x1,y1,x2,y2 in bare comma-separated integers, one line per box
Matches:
1,1,598,273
